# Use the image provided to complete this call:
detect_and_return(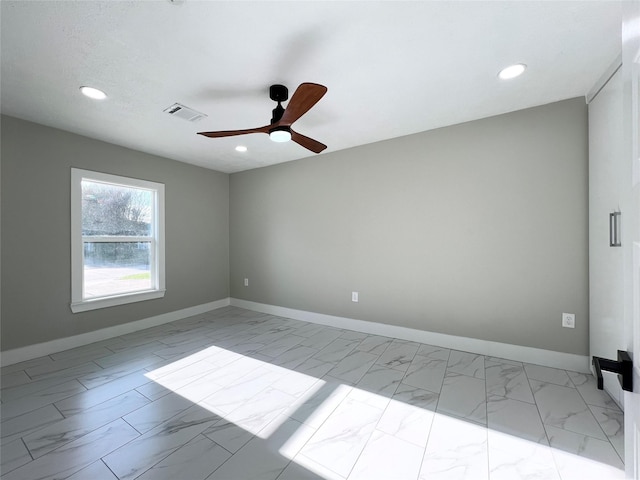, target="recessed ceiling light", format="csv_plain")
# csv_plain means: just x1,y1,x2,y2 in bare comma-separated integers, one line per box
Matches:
498,63,527,80
235,145,248,152
79,86,107,100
